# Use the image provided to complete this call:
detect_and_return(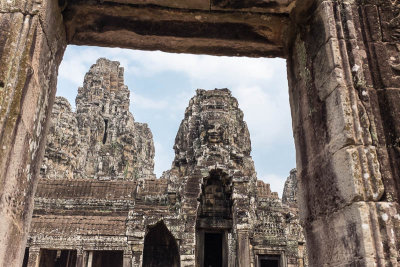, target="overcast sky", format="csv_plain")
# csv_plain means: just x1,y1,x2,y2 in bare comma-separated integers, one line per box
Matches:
57,45,295,197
